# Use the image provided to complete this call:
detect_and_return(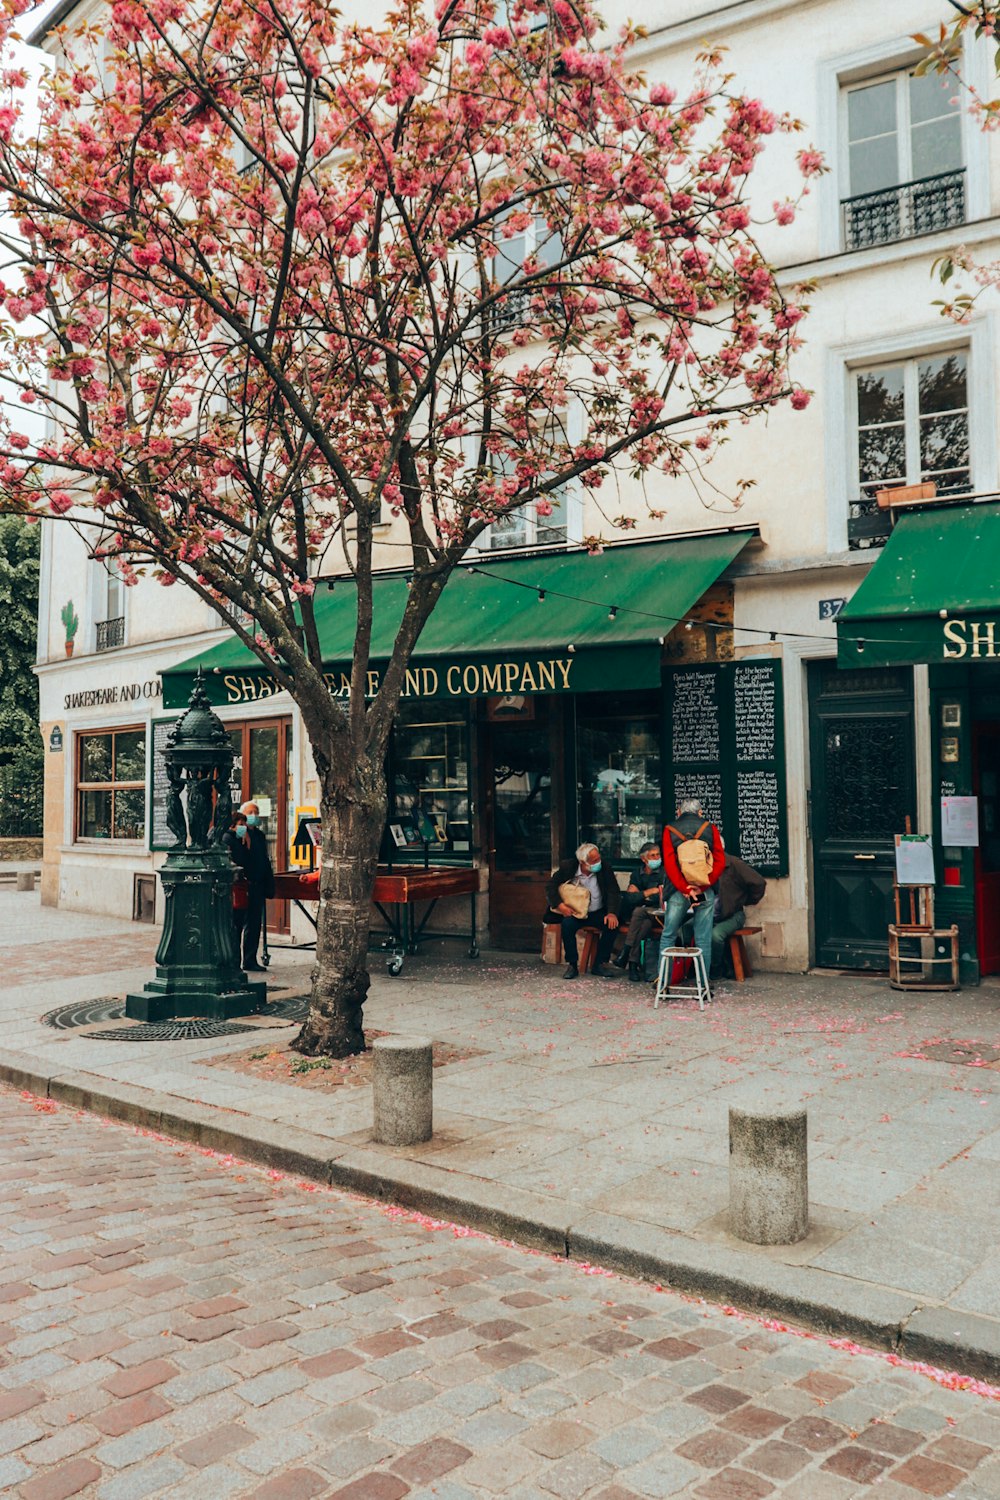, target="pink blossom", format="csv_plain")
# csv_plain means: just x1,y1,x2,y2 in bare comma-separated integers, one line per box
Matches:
49,490,73,514
790,388,810,410
773,201,795,225
796,147,825,178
